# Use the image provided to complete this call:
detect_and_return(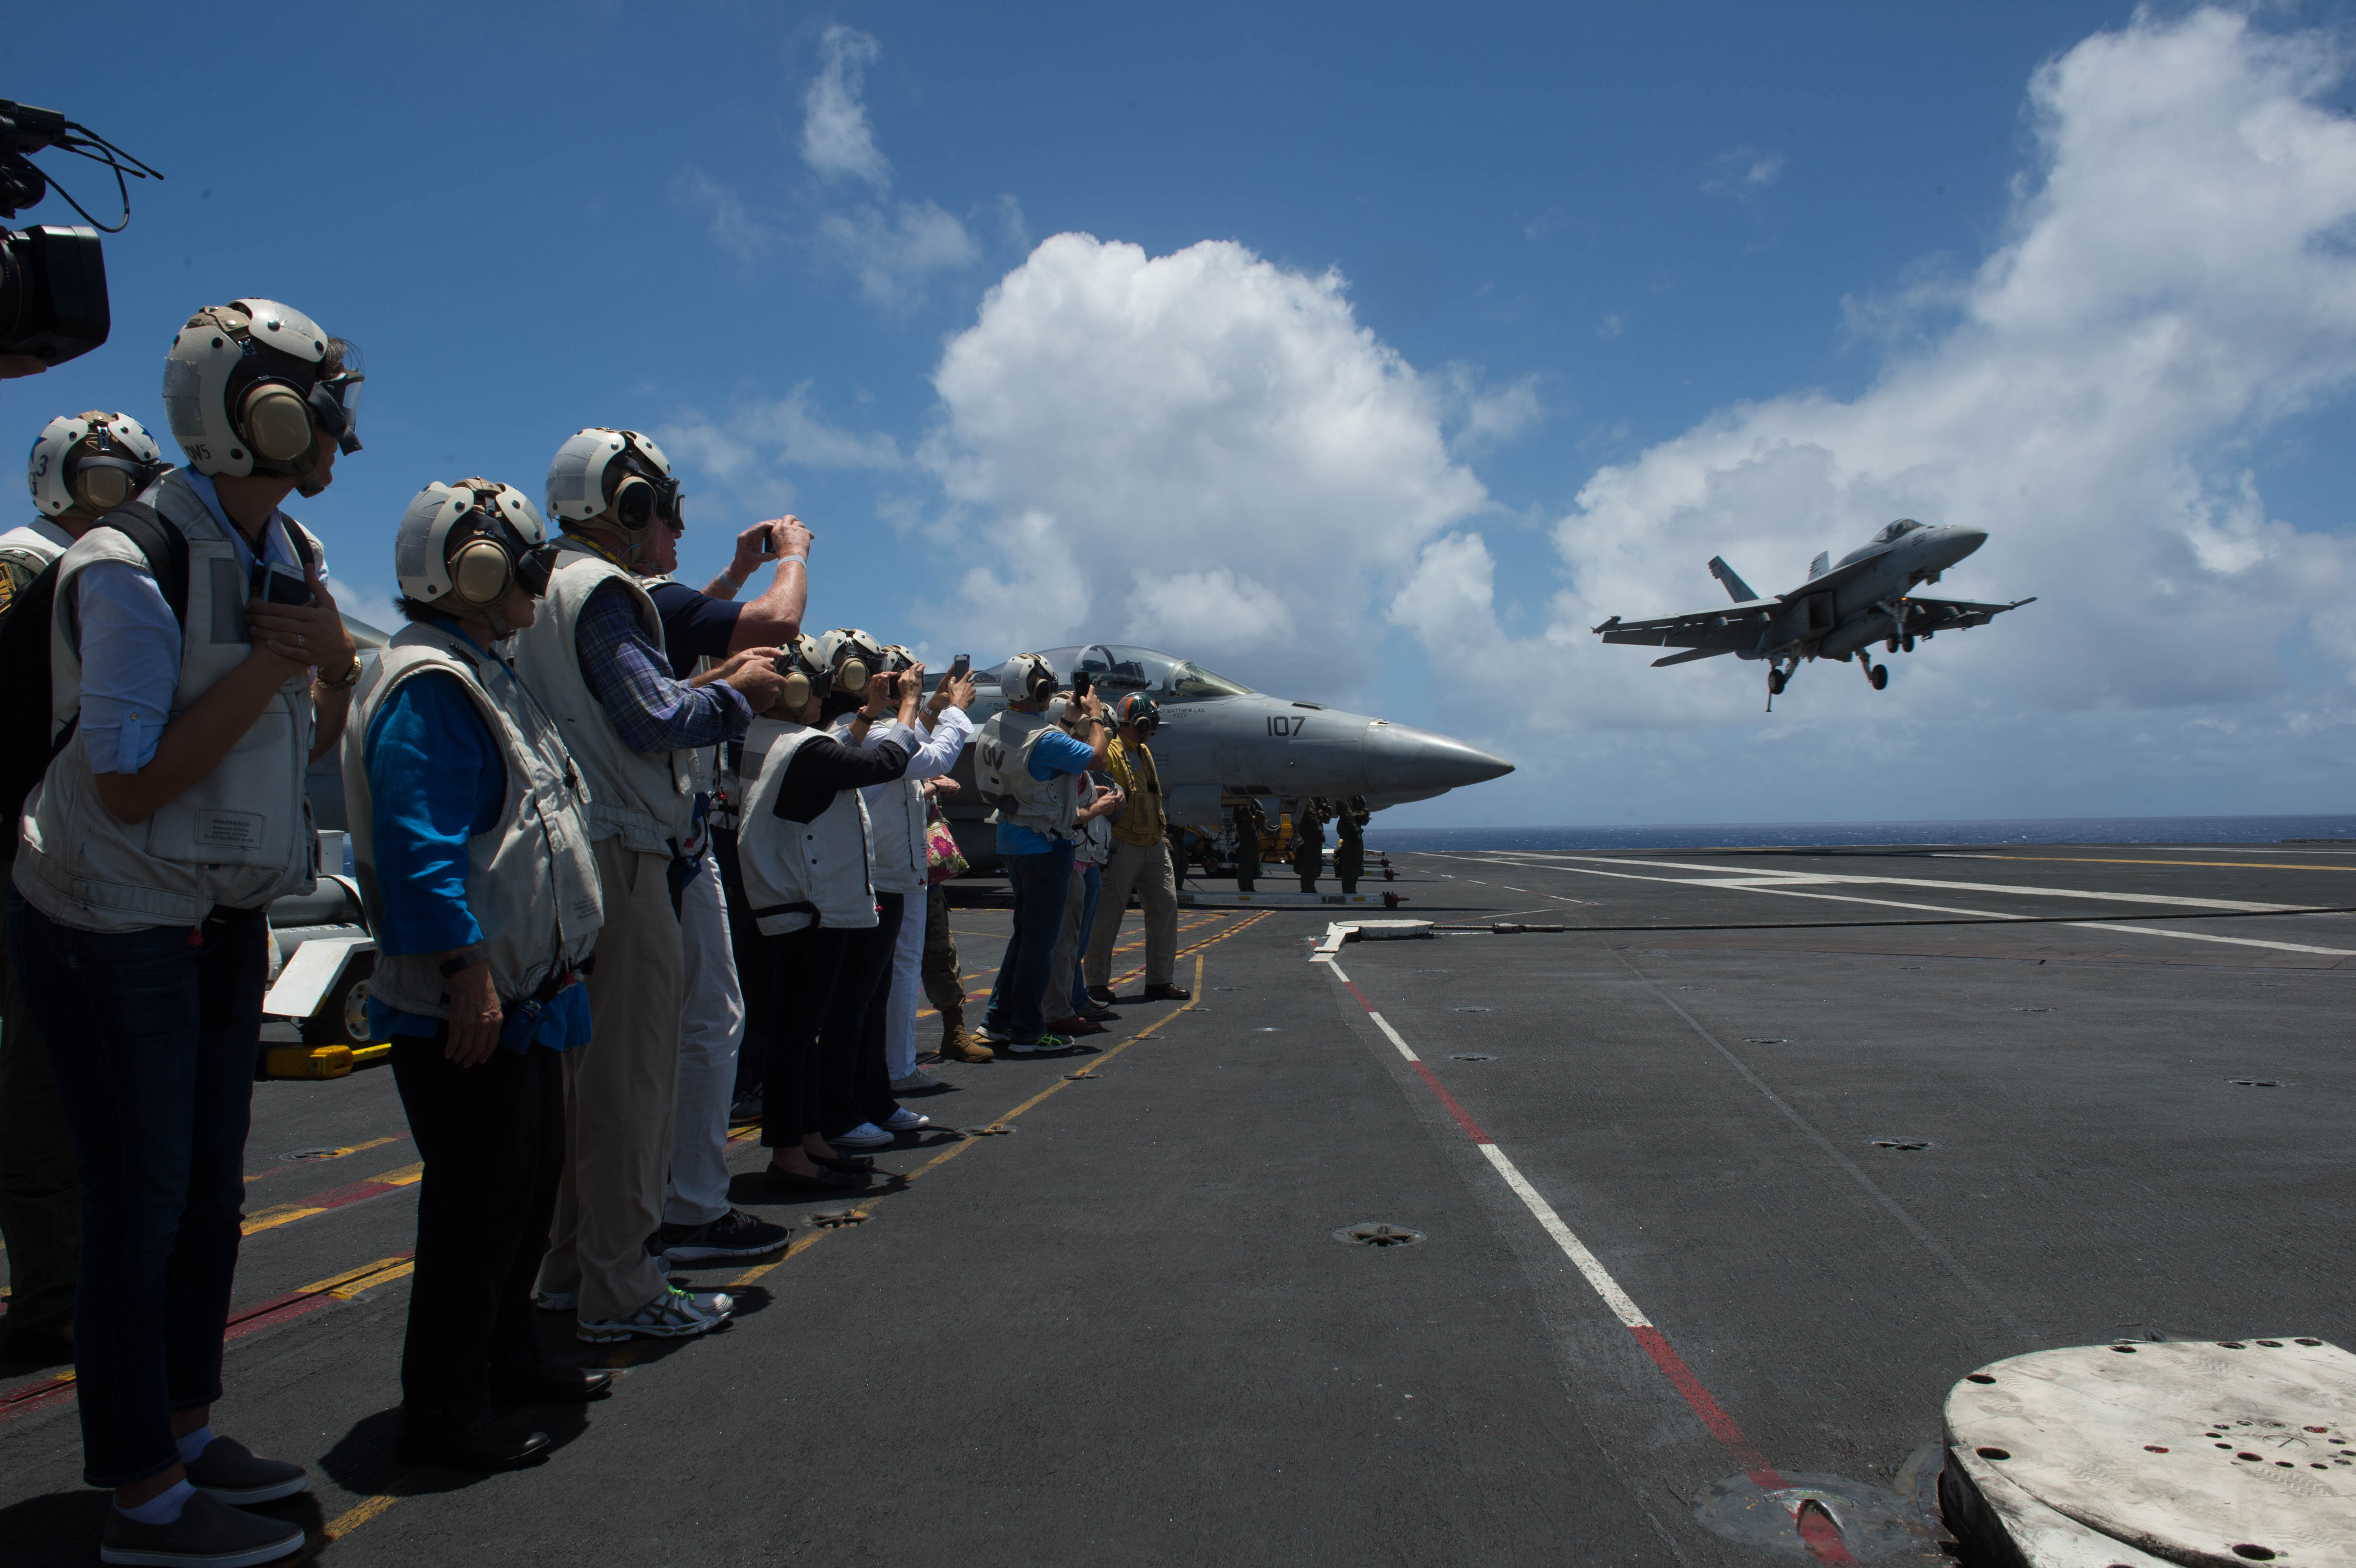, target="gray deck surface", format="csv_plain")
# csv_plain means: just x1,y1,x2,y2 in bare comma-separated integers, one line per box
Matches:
3,842,2351,1564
